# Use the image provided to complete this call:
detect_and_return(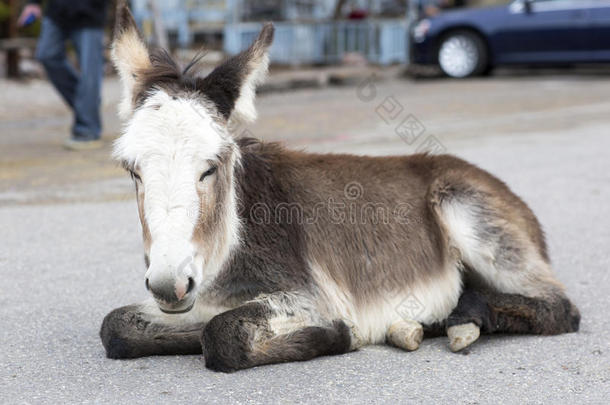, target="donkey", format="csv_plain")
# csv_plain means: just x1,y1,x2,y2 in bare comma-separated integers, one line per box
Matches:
100,2,580,372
